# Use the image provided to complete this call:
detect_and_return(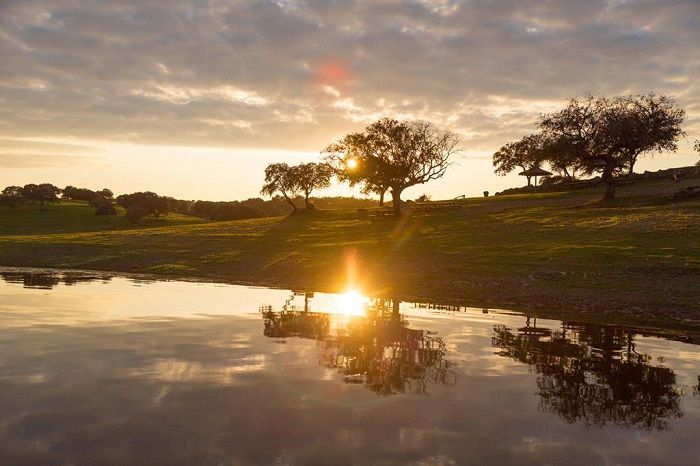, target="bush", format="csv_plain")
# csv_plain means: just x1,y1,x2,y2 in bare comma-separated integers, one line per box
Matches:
94,202,117,216
126,204,149,224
